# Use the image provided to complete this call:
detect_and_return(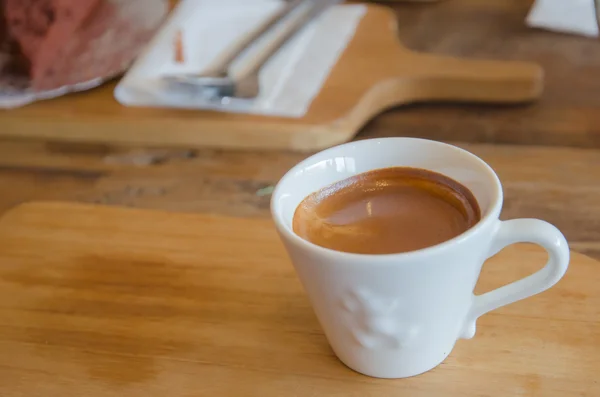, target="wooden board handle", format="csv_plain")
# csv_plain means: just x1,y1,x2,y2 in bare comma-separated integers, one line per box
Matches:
380,54,544,105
